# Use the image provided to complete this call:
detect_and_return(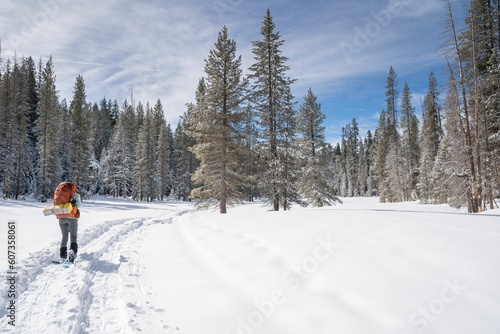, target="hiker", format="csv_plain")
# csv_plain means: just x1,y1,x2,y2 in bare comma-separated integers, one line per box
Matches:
54,182,82,262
